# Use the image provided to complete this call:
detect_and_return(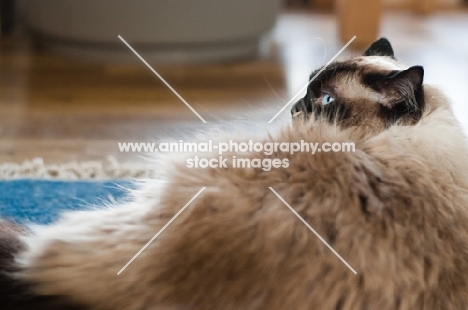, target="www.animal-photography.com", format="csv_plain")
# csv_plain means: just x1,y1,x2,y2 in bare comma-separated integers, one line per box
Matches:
1,0,468,309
